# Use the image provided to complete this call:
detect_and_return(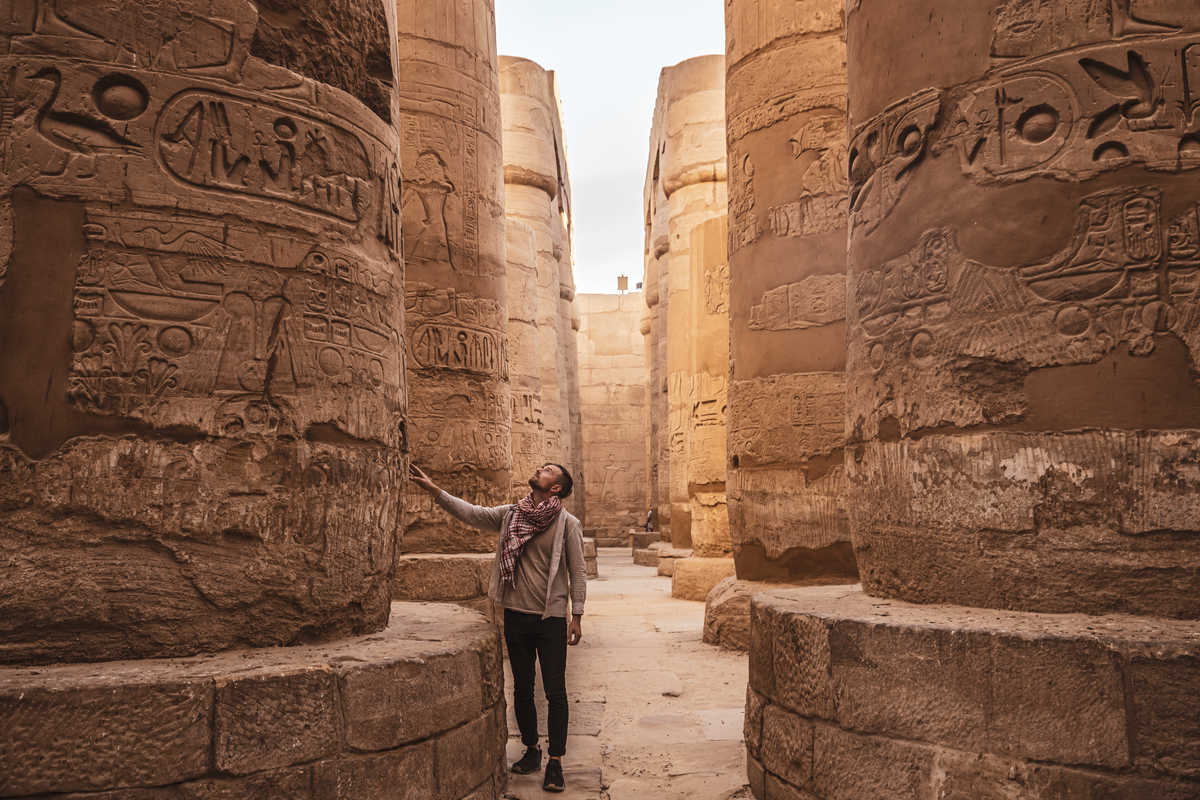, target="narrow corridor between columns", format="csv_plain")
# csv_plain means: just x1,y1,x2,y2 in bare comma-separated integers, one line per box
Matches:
504,549,752,800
